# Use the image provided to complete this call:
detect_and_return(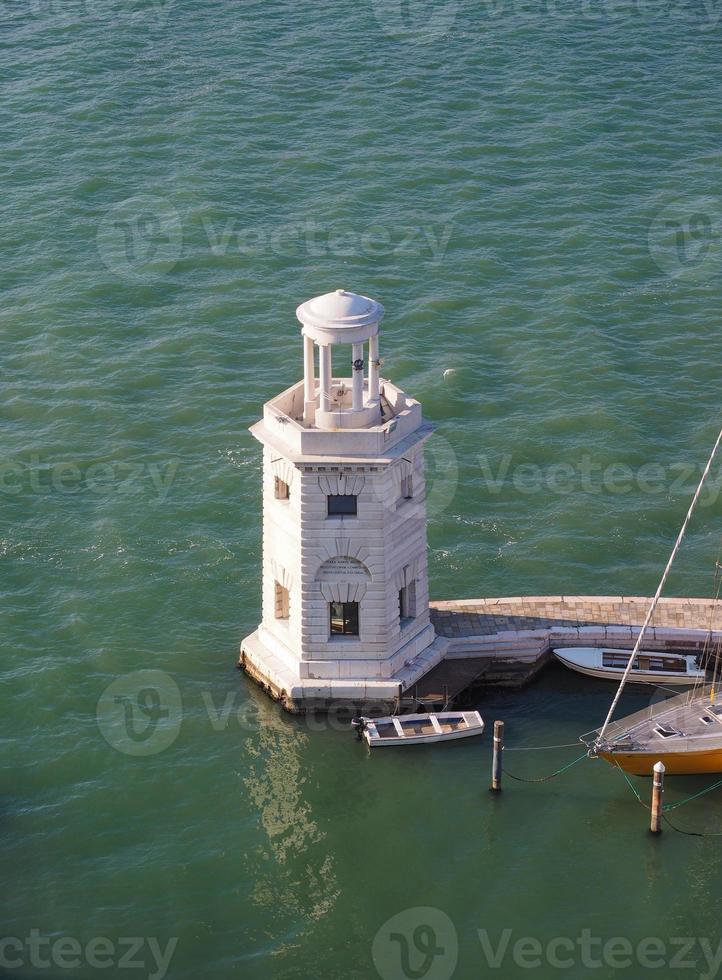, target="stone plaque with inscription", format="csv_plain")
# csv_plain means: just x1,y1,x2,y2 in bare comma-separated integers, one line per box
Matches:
316,557,370,581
